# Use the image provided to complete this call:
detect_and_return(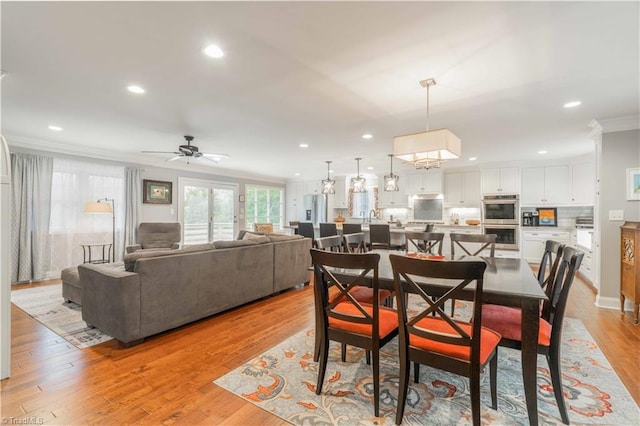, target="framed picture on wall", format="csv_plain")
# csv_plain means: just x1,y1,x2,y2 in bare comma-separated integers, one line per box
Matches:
626,168,640,201
143,179,172,204
537,207,557,227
